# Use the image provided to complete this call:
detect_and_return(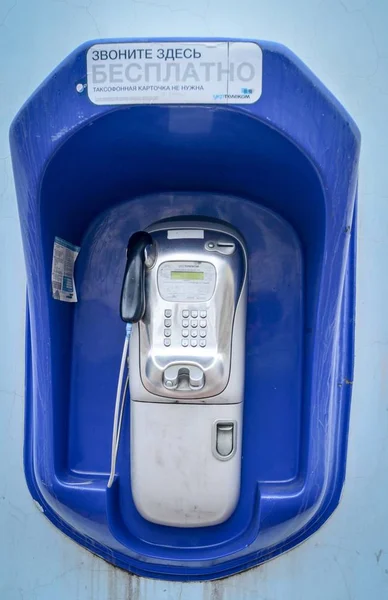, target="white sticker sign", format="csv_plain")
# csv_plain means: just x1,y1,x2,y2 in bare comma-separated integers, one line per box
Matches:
86,41,262,106
51,237,80,302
